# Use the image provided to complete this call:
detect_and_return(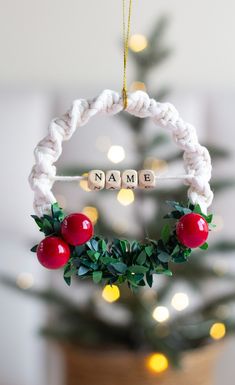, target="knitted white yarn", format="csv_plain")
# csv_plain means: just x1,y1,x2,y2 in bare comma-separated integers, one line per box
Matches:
29,90,213,216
